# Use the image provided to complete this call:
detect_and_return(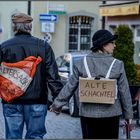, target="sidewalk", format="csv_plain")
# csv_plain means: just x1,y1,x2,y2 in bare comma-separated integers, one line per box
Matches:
0,100,140,139
119,120,140,139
